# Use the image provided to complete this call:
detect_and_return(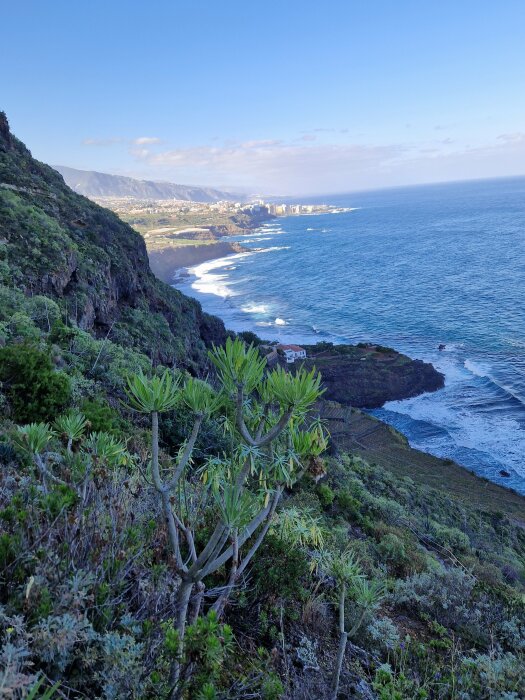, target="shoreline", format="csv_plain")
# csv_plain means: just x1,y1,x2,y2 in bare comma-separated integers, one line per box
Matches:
321,401,525,521
148,240,246,284
145,210,276,284
148,227,525,510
